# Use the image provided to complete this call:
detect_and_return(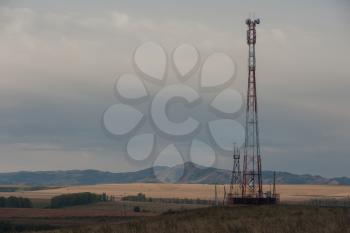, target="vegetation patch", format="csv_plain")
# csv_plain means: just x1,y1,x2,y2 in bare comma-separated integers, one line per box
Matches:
0,196,32,208
122,193,211,205
21,205,350,233
50,192,110,208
